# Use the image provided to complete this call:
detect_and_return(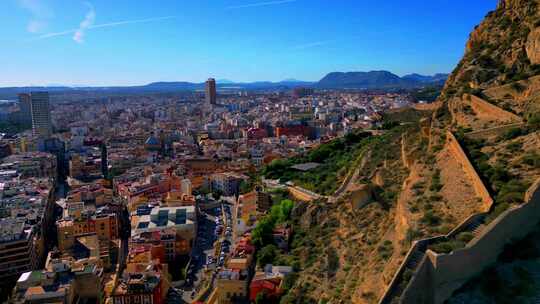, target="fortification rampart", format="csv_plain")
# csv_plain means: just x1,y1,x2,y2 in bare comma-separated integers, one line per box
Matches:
429,178,540,303
465,94,522,123
379,131,493,304
412,101,441,111
287,185,322,202
465,122,525,140
400,134,412,169
397,178,540,304
445,131,493,212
